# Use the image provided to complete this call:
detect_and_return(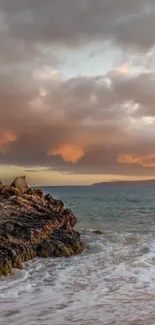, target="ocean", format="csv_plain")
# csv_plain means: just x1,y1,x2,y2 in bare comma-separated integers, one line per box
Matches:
1,185,155,325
